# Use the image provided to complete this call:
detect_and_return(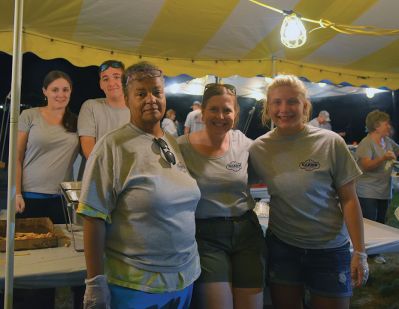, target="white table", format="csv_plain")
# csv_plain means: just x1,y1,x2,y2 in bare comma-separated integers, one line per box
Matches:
0,225,86,289
257,215,399,255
